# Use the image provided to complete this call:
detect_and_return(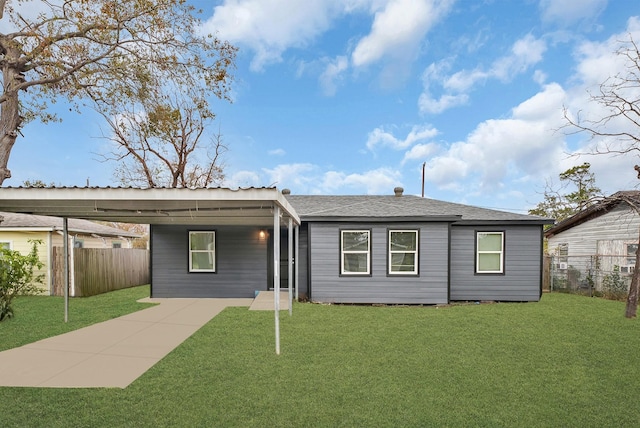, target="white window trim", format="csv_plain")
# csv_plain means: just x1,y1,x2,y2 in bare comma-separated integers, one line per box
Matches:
476,231,504,274
189,231,216,273
388,230,418,275
341,230,370,275
0,241,12,250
